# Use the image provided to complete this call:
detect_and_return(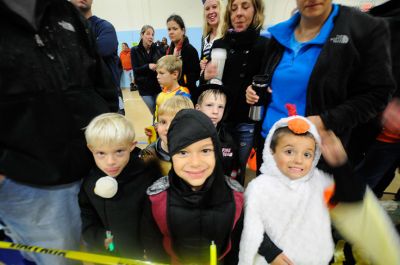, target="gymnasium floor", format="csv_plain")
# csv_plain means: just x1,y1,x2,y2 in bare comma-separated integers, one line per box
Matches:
122,89,153,148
